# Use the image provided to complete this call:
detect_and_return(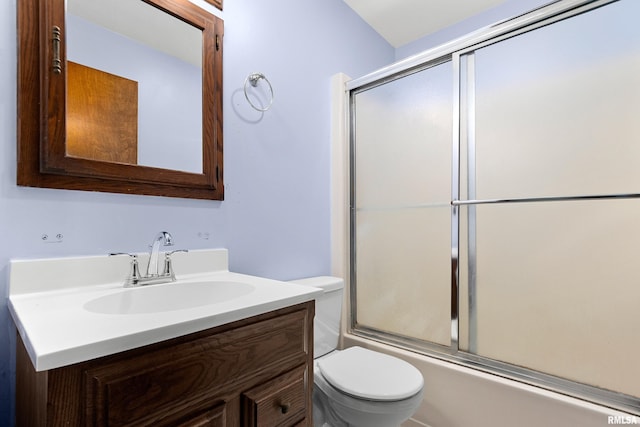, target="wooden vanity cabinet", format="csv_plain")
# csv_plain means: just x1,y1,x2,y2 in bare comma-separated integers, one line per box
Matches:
16,302,314,427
